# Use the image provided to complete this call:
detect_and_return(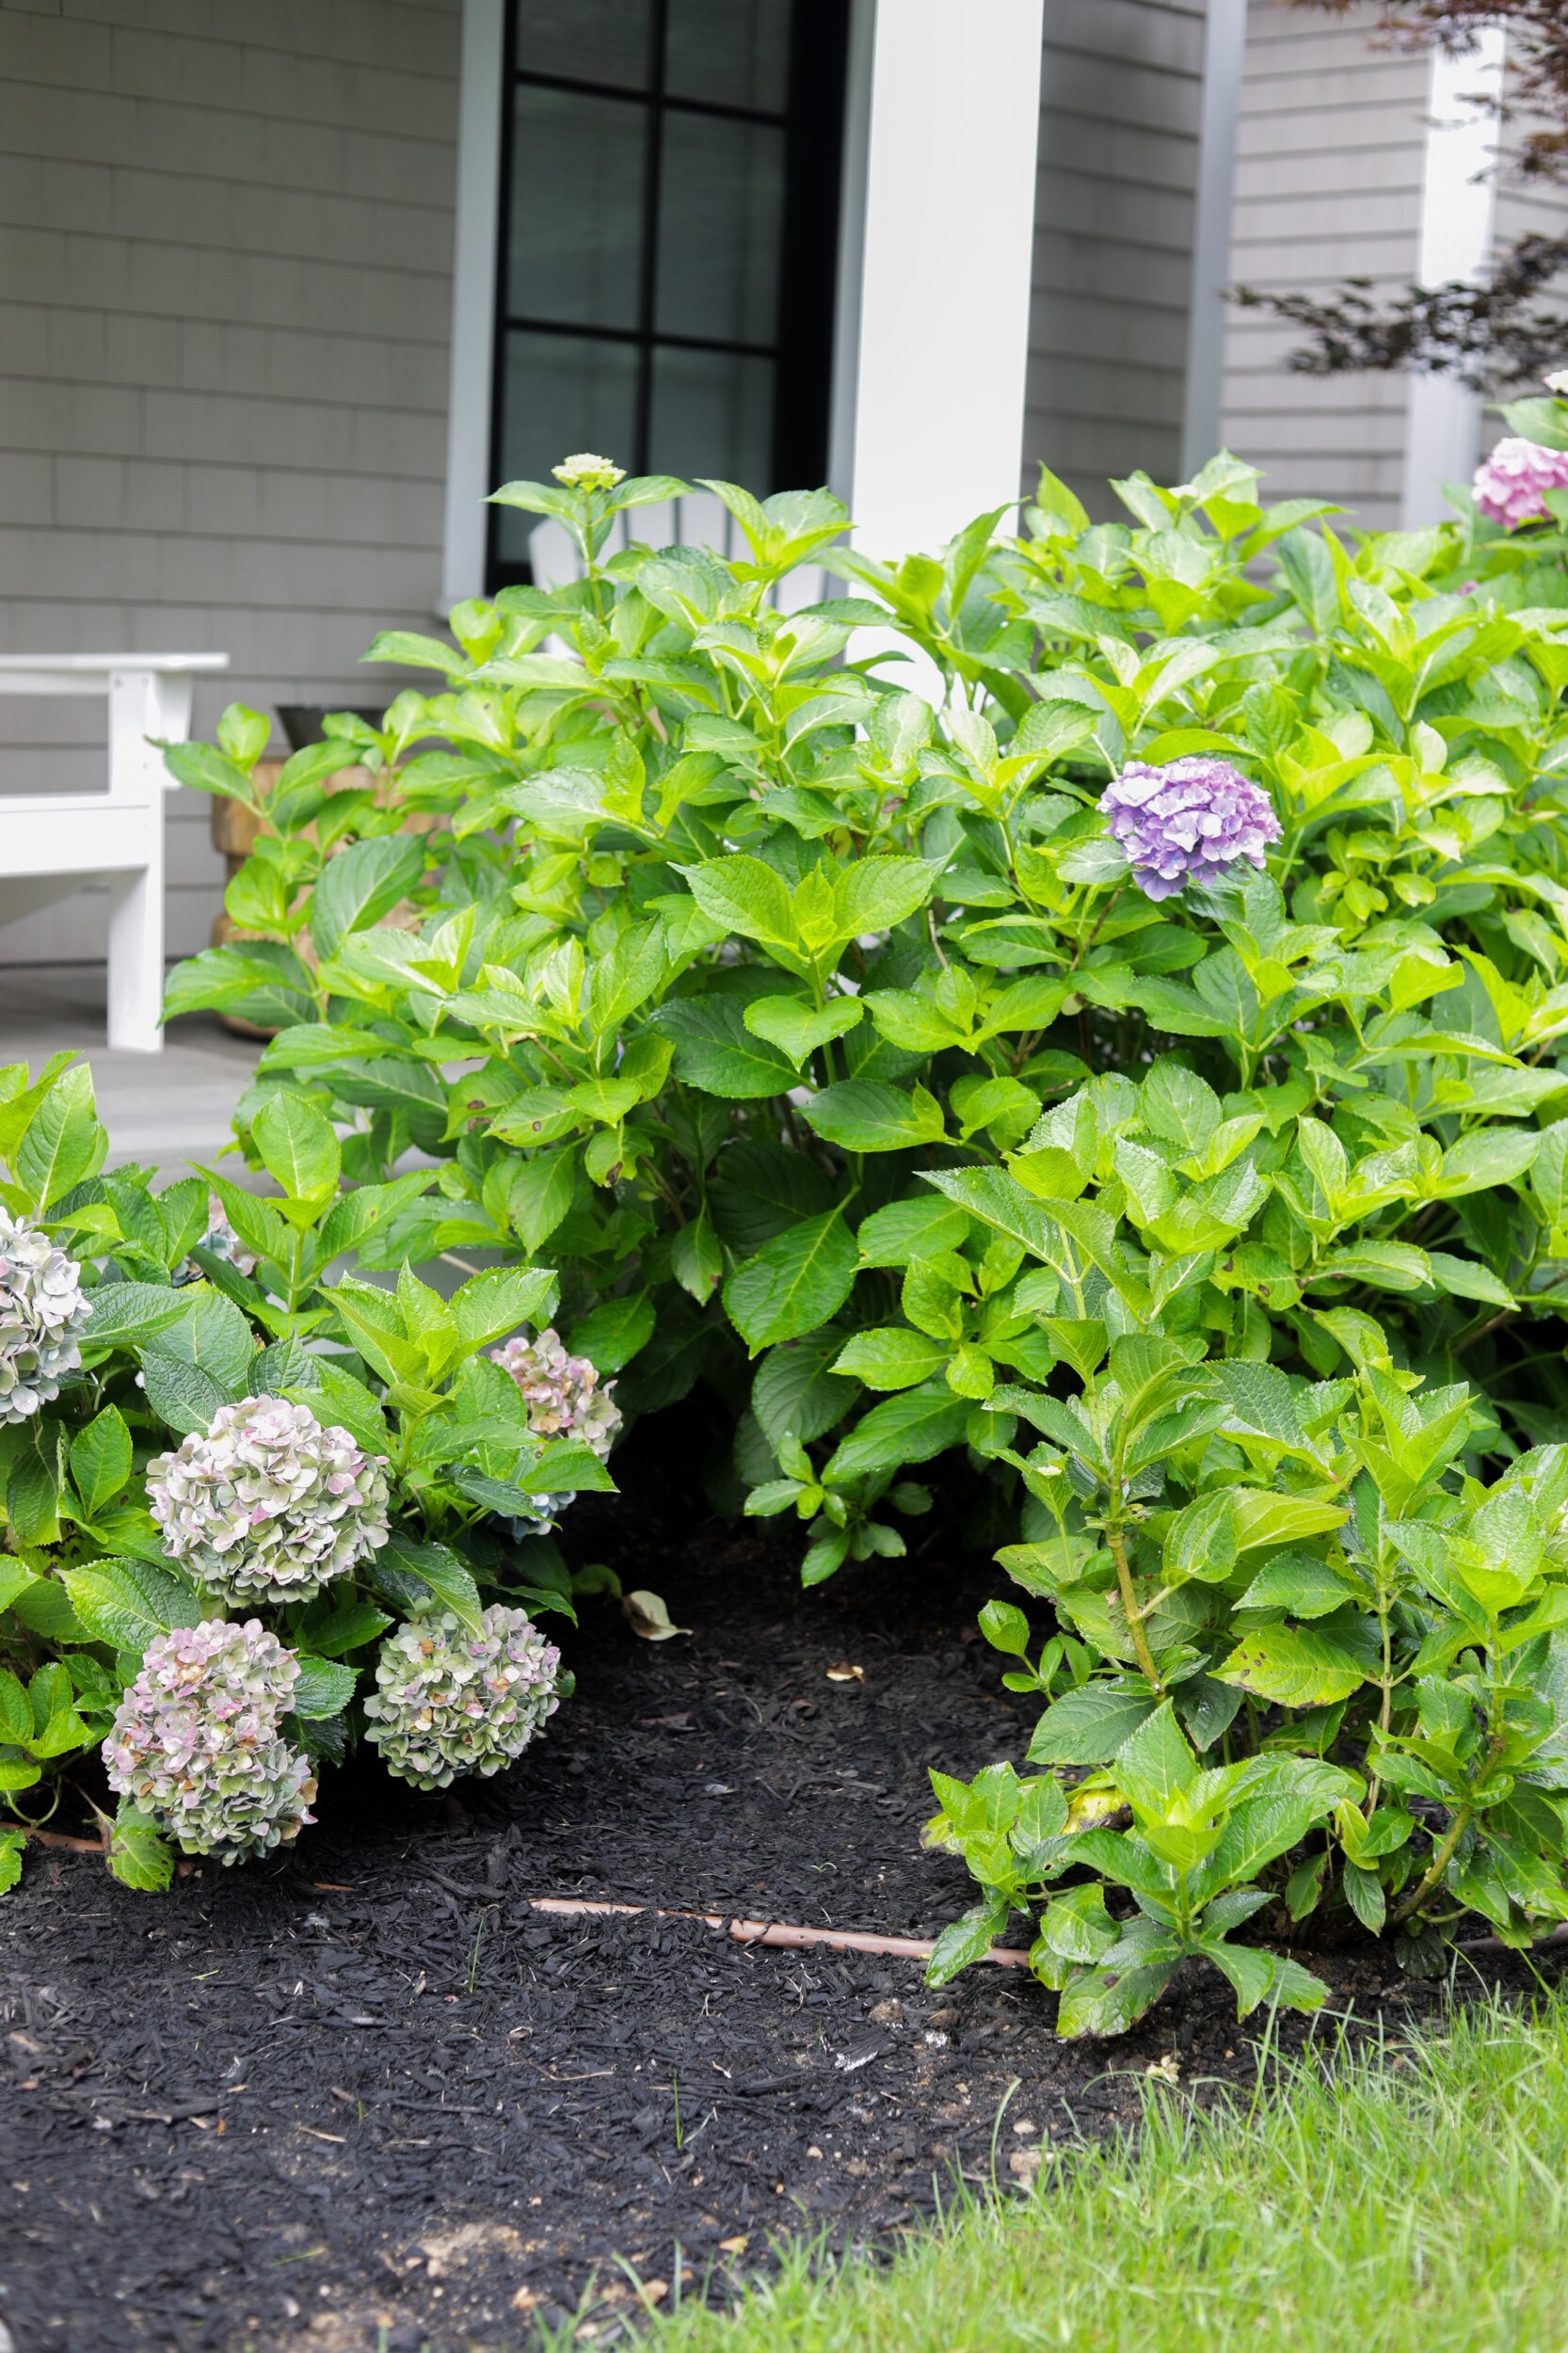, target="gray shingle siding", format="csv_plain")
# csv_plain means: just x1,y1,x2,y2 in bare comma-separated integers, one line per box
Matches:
1024,0,1206,514
0,0,460,967
1220,0,1428,529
